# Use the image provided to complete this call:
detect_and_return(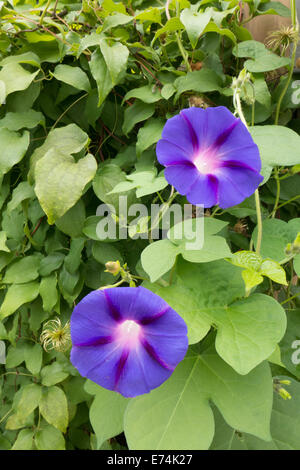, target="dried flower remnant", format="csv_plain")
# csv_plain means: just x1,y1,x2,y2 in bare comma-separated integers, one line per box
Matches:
40,317,71,352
